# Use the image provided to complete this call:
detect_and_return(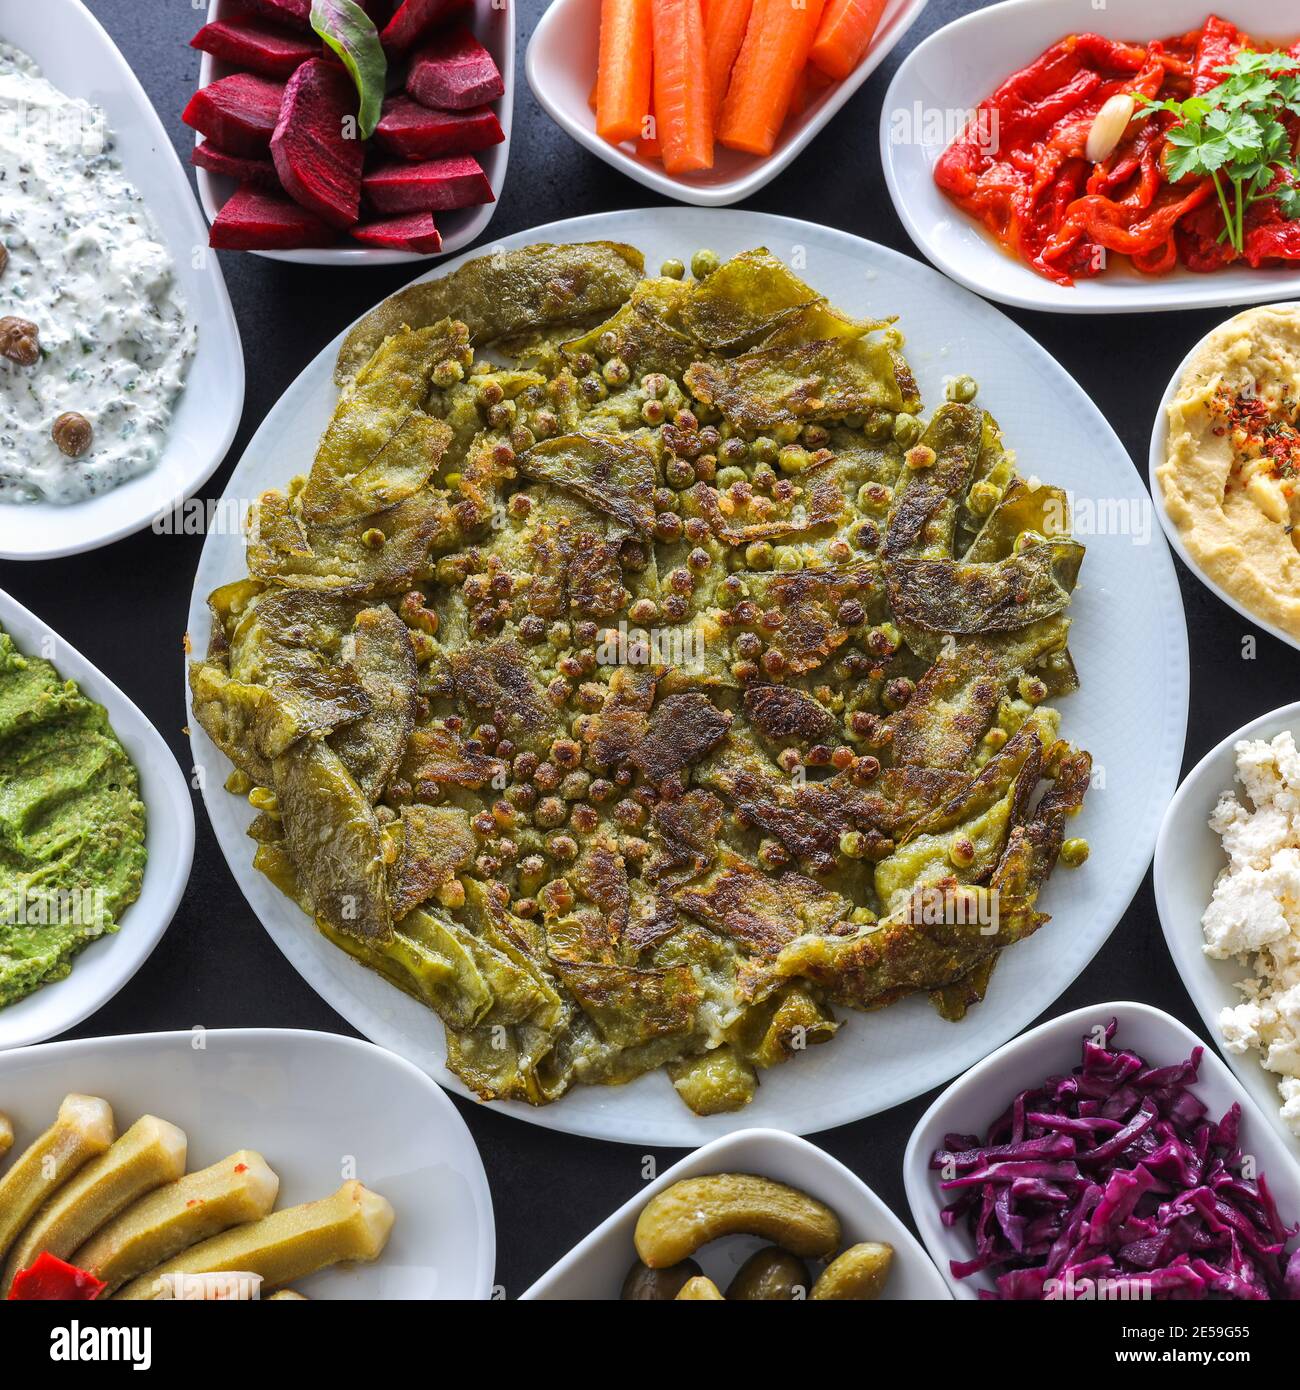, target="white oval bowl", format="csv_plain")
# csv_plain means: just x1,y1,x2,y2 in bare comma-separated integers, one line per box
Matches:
186,207,1189,1146
1154,700,1300,1163
1149,303,1300,655
521,1127,950,1299
527,0,928,207
880,0,1300,315
903,1001,1300,1299
0,0,243,560
0,588,194,1050
192,0,514,266
0,1028,495,1299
